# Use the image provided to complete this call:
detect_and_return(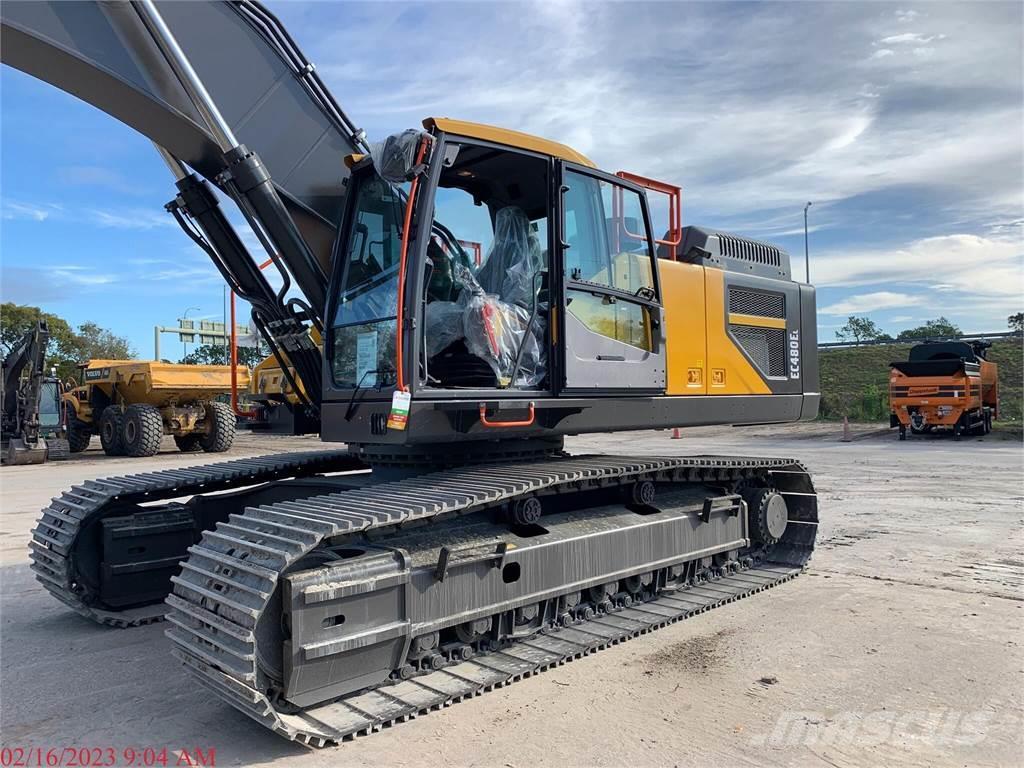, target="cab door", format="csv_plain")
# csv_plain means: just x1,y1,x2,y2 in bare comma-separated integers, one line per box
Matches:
557,163,666,394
